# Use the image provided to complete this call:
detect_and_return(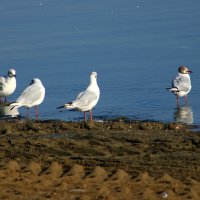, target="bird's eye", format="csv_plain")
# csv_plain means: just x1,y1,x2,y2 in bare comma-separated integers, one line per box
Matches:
30,80,34,85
